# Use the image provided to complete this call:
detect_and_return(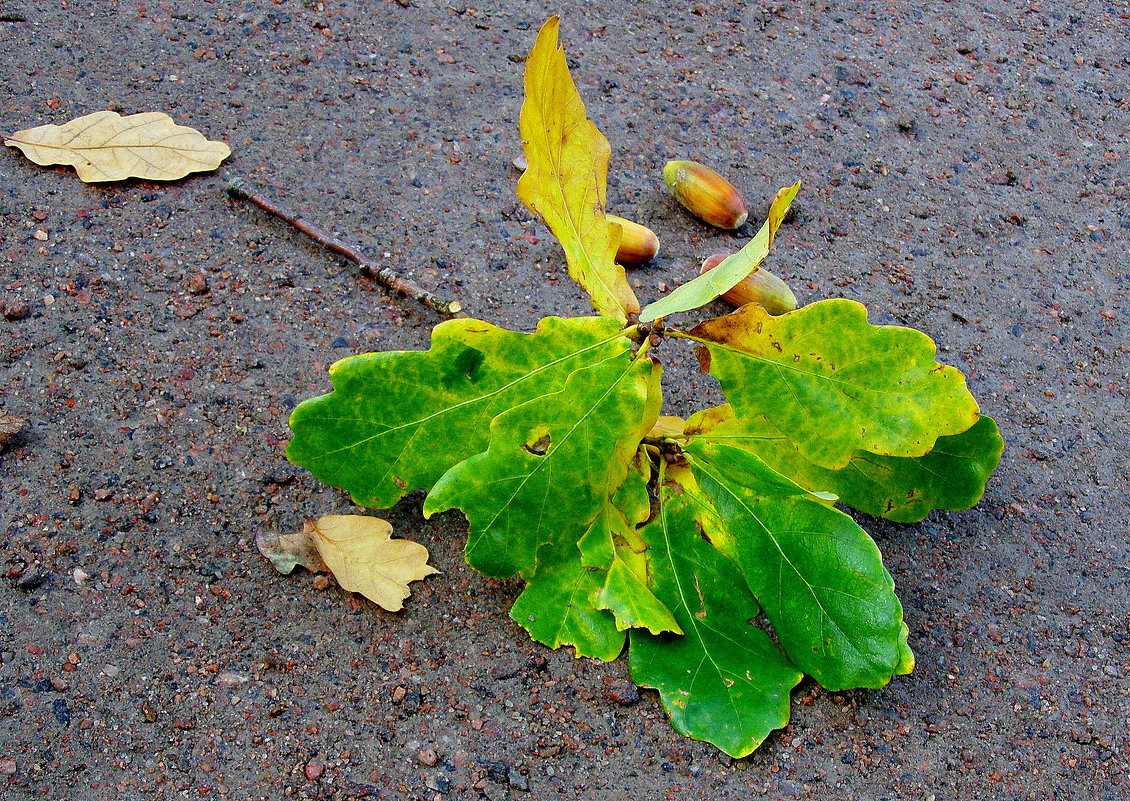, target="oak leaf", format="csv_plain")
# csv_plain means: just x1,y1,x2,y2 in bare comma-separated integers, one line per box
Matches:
692,298,981,469
516,17,639,321
257,515,438,612
5,111,230,183
684,404,1002,522
629,478,802,757
287,316,630,510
